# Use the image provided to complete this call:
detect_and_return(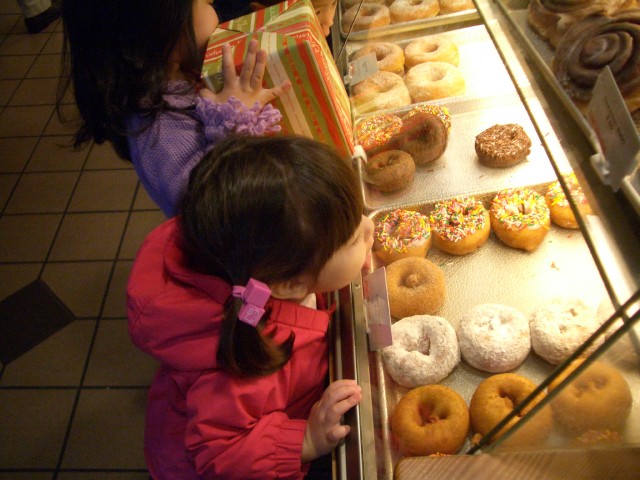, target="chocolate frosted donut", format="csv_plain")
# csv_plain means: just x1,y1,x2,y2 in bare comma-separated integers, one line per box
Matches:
475,124,531,168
